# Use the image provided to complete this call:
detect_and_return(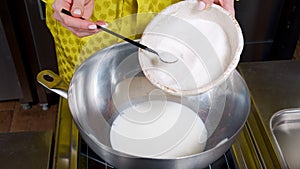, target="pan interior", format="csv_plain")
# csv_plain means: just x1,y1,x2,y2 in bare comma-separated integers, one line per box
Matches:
67,41,249,160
